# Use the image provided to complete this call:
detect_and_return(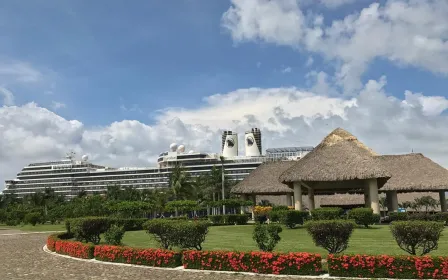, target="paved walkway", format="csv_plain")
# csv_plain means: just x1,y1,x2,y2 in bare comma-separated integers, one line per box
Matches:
0,232,316,280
